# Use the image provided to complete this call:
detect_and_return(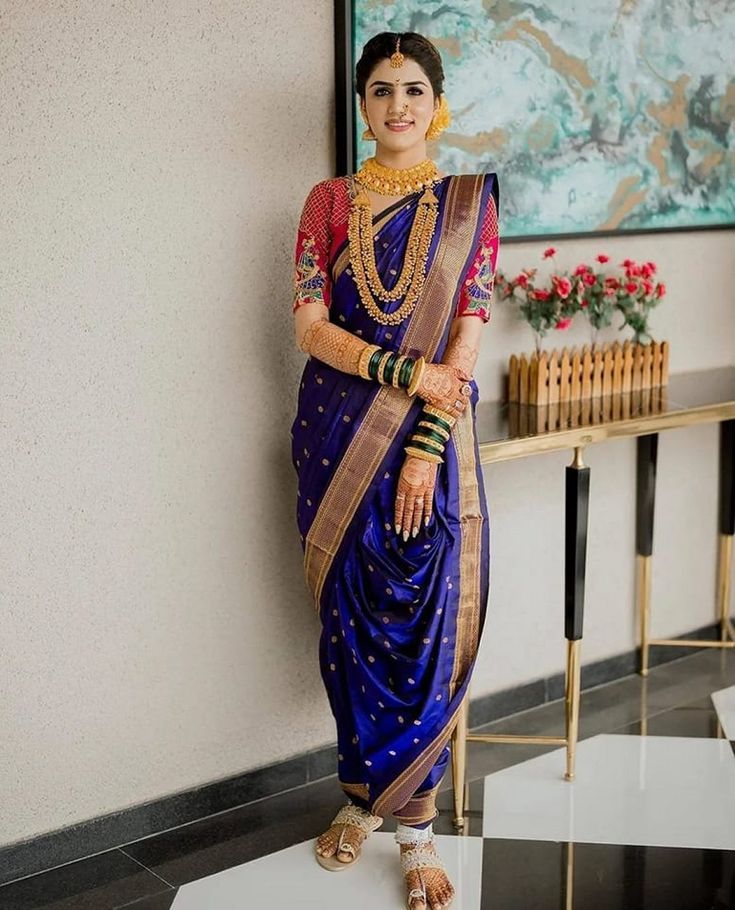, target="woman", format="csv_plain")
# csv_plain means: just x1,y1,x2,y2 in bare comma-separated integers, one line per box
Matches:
290,31,499,910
